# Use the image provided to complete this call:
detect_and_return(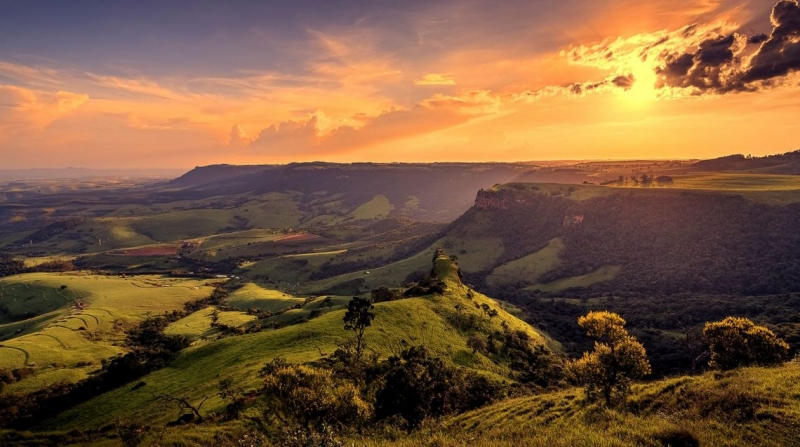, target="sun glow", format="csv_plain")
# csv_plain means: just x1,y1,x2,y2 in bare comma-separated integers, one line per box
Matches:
620,61,659,106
